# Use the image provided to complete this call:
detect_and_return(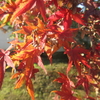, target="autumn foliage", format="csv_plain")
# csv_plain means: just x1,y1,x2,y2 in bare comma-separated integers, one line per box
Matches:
0,0,100,100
